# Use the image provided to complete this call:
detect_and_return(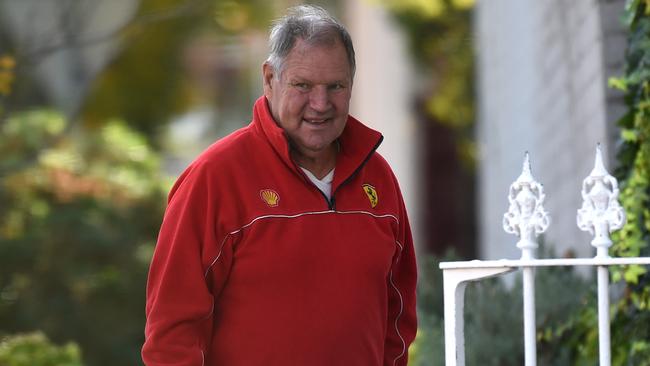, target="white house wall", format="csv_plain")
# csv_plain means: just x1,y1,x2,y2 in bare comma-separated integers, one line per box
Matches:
475,0,626,260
